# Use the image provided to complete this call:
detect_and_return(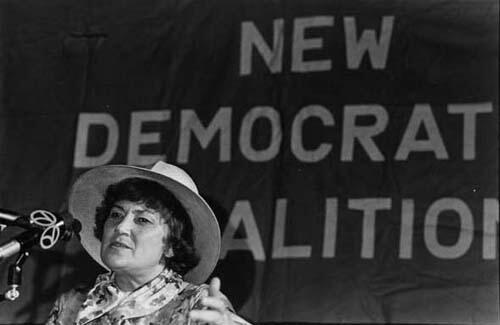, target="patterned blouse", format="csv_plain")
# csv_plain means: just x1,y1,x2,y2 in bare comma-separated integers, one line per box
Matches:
45,269,248,325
